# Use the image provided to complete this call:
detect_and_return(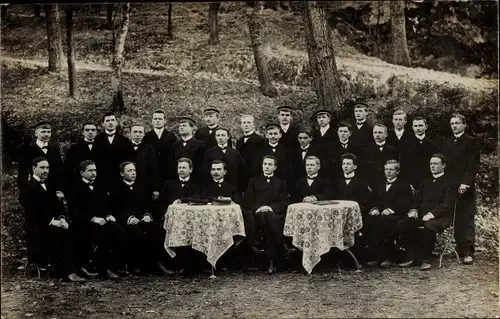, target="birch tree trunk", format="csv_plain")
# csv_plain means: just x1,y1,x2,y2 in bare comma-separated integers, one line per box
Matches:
111,3,131,111
66,5,77,98
45,4,64,72
390,0,411,67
